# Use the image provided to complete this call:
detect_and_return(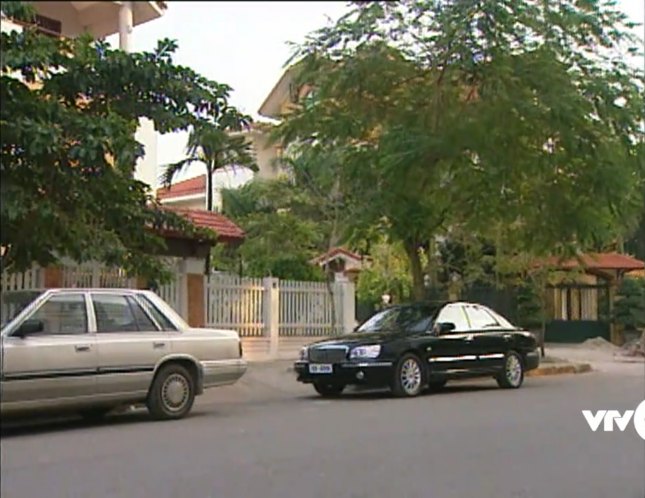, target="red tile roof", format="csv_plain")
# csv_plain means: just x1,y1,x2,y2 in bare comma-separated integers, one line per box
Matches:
172,208,244,242
542,252,645,271
156,175,206,200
